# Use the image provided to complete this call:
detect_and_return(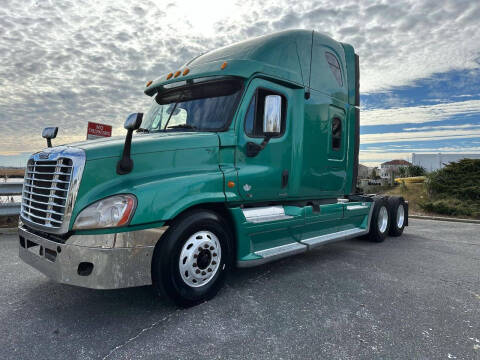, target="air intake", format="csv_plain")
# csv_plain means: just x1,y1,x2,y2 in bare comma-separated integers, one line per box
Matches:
21,158,73,229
